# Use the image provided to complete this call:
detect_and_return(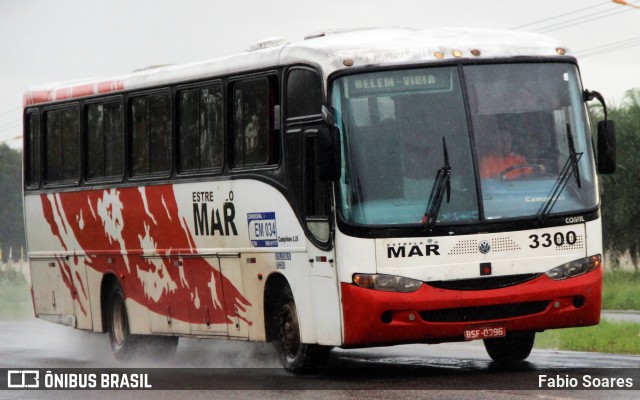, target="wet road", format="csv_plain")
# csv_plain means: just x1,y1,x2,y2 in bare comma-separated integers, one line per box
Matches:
0,318,638,399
